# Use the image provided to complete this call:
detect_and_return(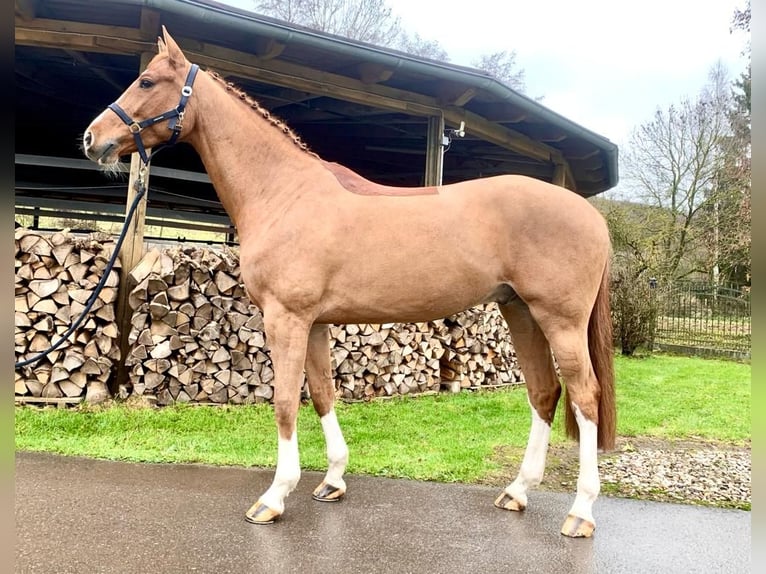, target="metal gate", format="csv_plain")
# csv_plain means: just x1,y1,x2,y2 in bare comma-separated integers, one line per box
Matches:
653,281,751,360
